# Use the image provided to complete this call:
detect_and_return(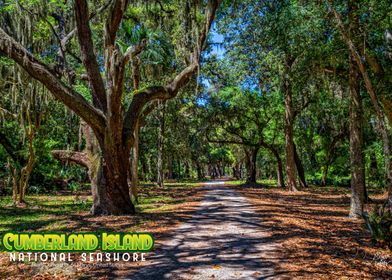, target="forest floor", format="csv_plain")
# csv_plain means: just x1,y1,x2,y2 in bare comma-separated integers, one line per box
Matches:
229,182,392,279
0,180,392,279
